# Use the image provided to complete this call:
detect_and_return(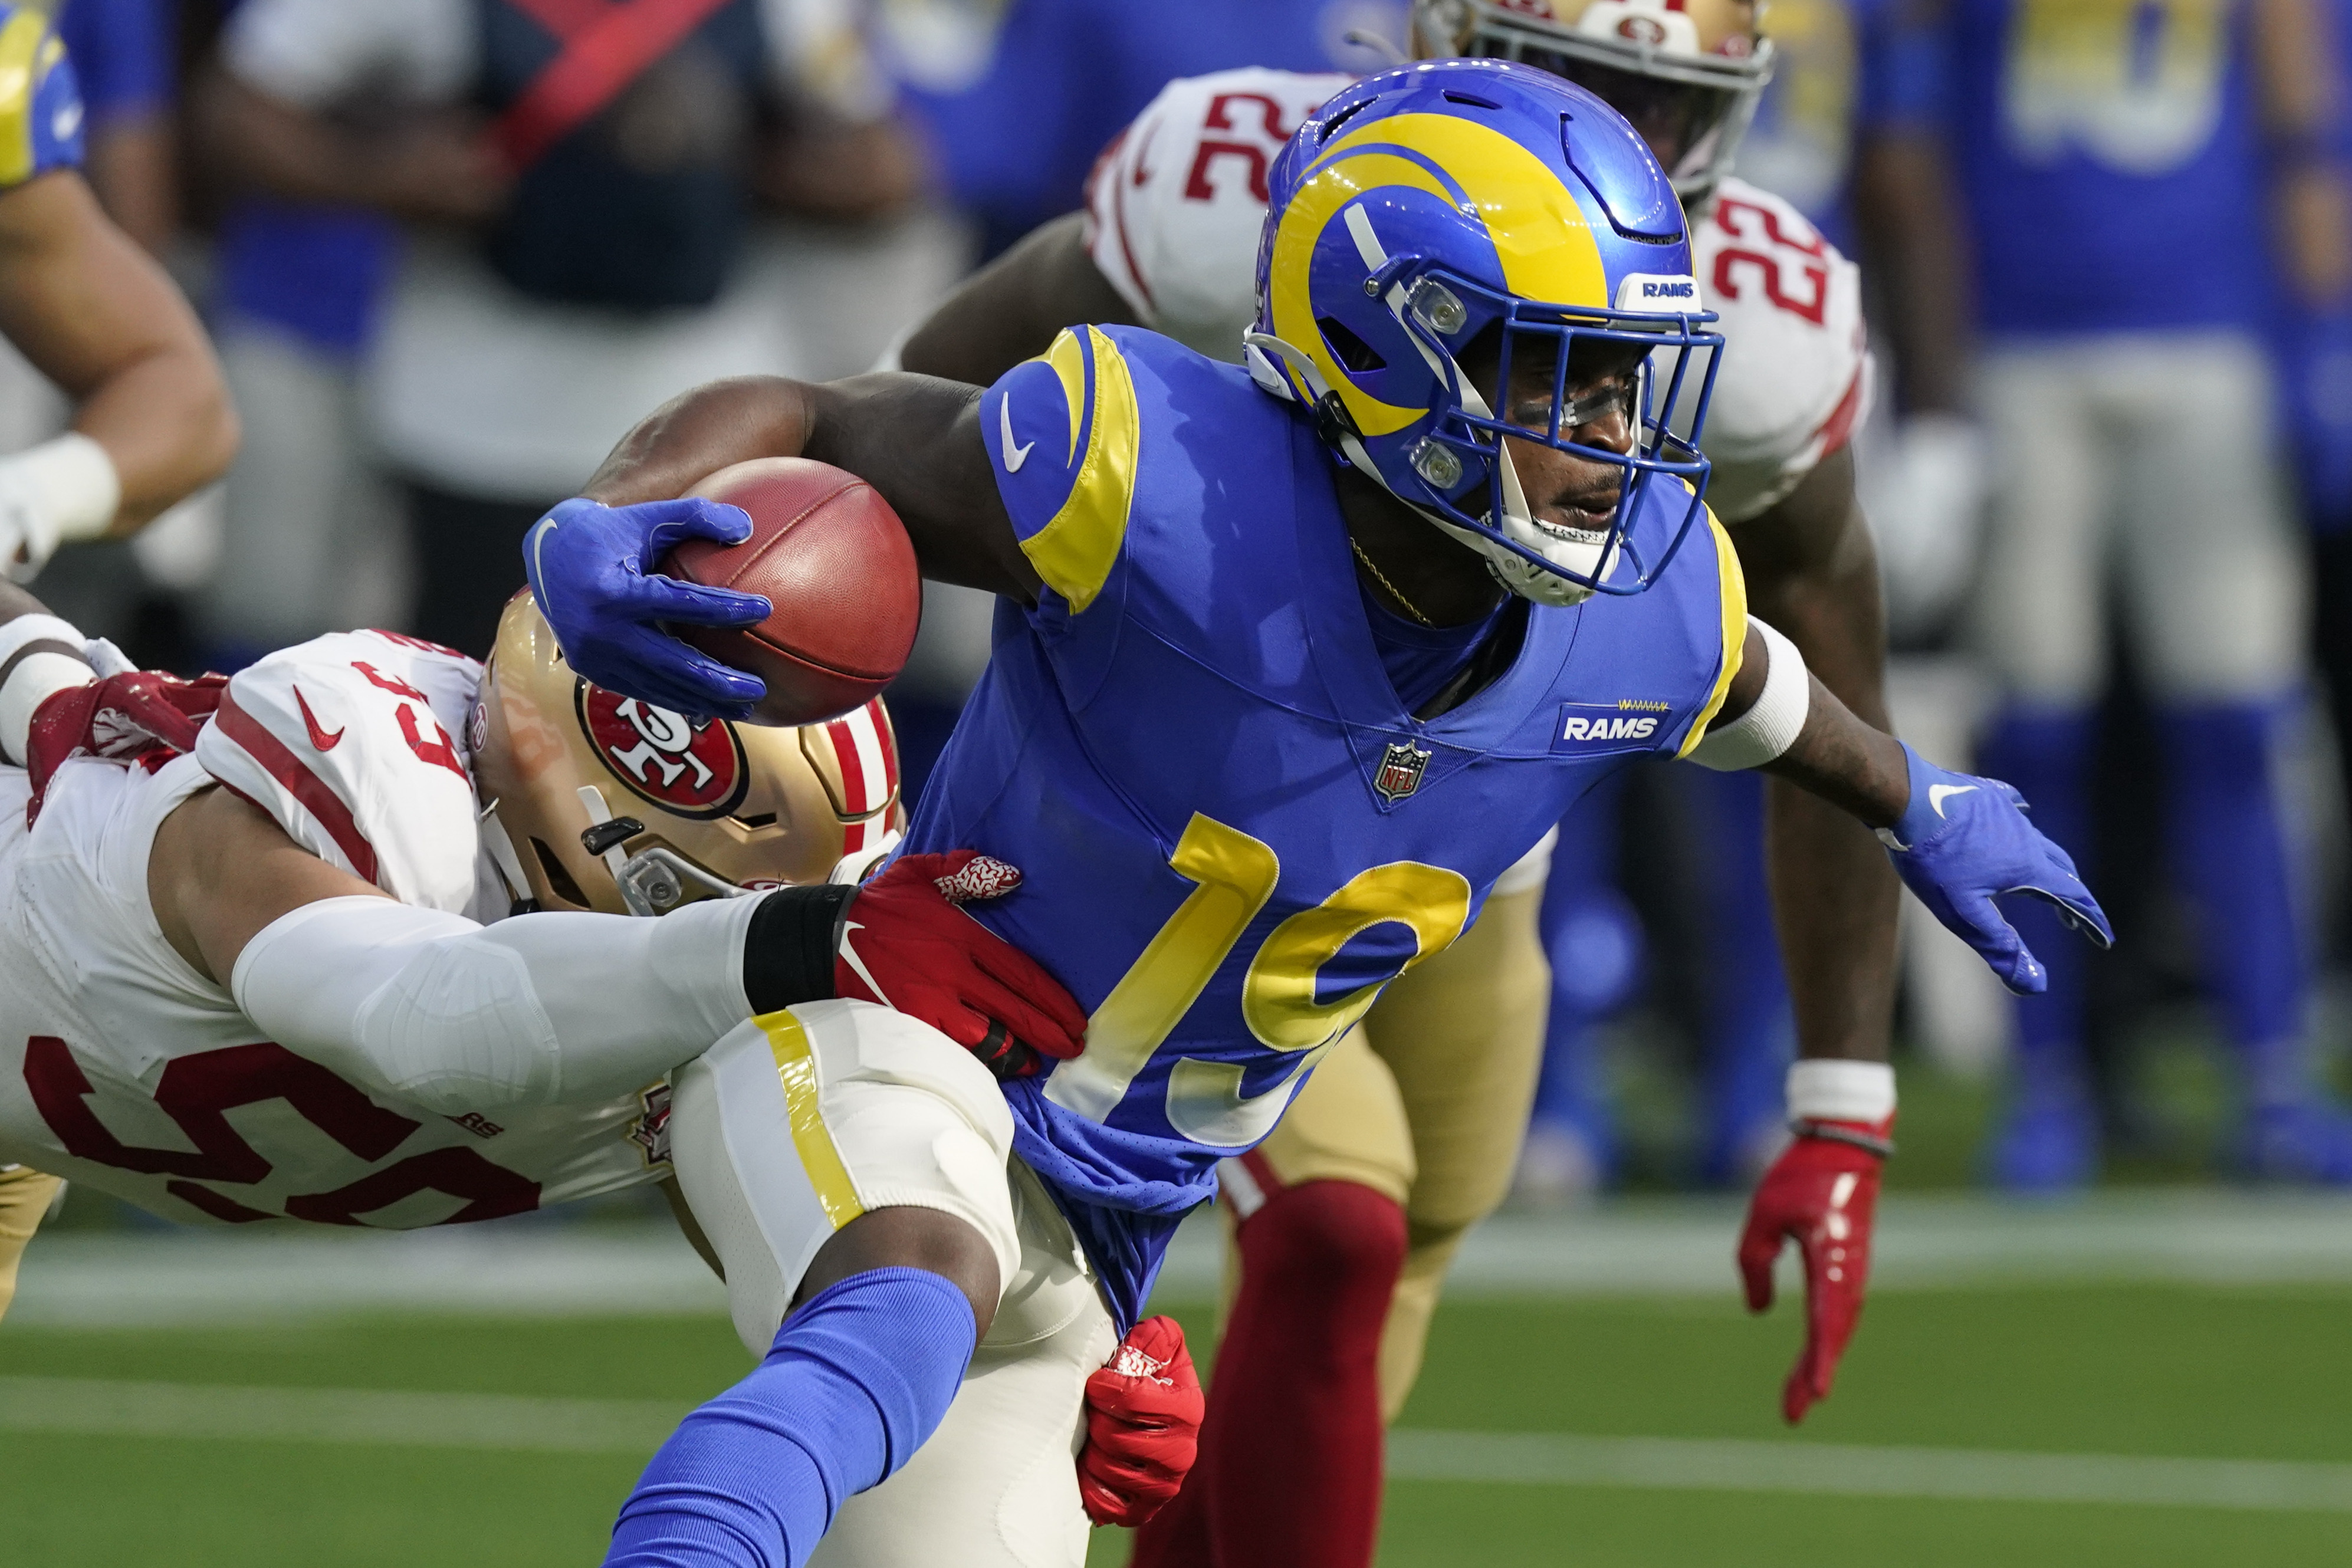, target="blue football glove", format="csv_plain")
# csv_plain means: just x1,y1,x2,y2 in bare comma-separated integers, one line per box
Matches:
1877,741,2114,995
523,497,772,720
